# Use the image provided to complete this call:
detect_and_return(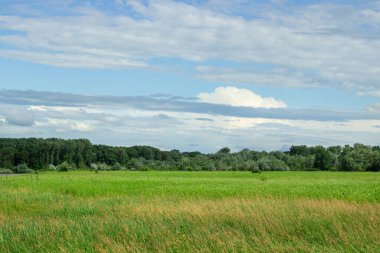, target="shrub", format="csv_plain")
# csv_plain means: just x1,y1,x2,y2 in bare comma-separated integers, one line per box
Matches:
57,162,73,172
208,164,217,171
91,162,115,171
258,157,289,171
111,162,123,170
247,161,260,172
0,168,14,174
14,164,34,174
97,163,111,171
138,166,152,171
90,163,98,170
127,158,145,170
47,164,57,171
251,167,262,173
